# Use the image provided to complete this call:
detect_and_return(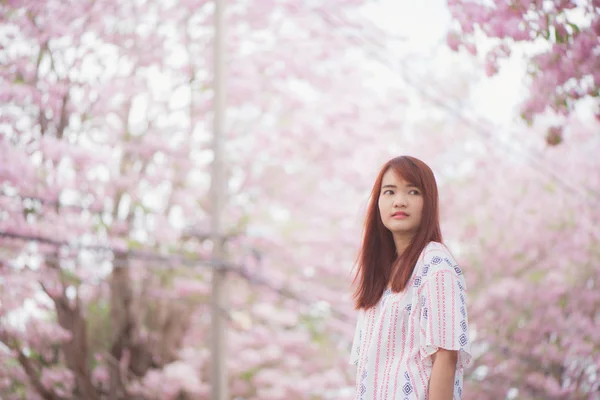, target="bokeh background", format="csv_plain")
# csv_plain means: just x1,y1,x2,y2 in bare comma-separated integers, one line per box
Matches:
1,0,599,399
